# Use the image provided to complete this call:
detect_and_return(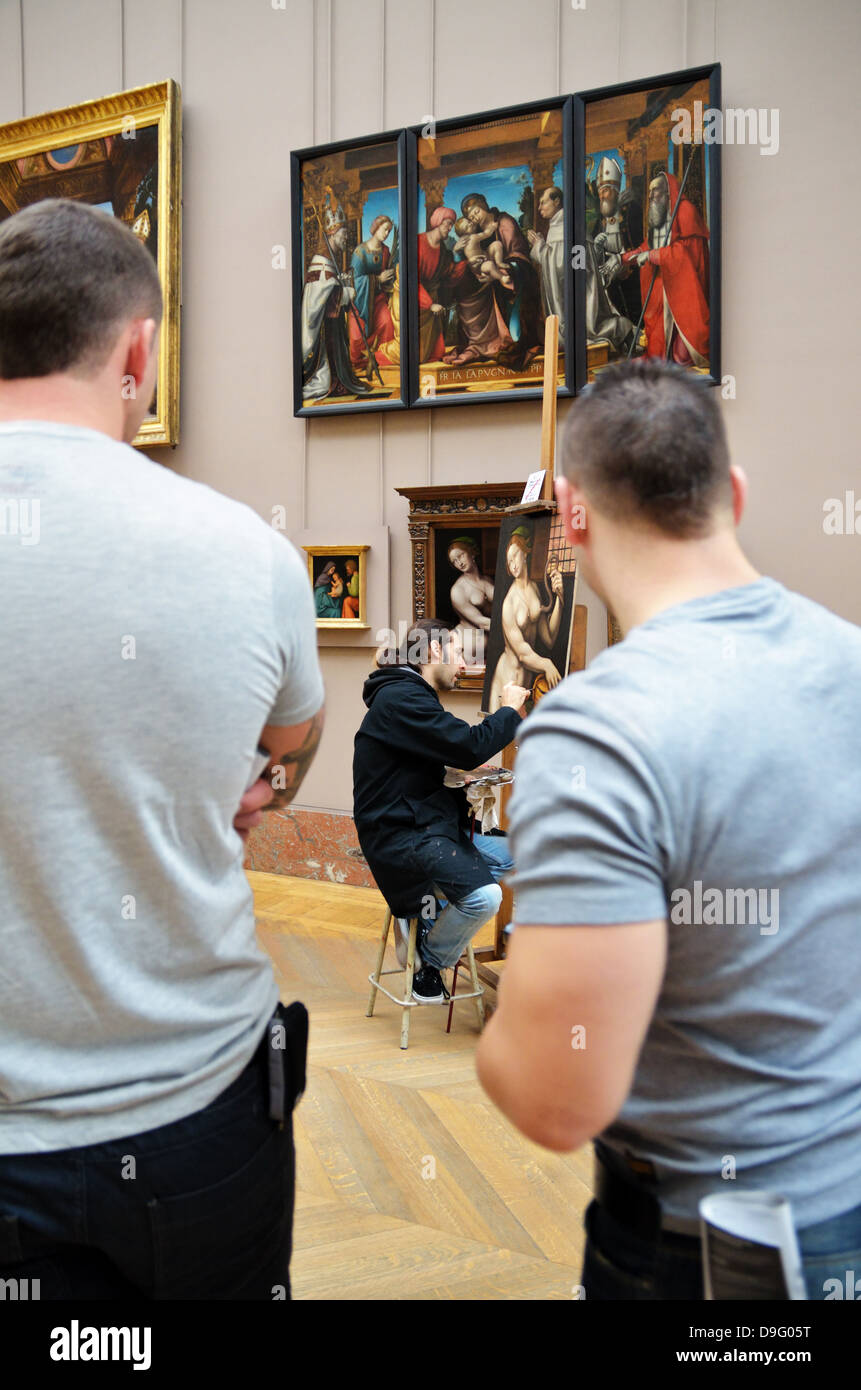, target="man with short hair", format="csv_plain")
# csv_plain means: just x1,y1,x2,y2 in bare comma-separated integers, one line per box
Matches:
477,358,861,1299
0,199,325,1299
354,620,528,1002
